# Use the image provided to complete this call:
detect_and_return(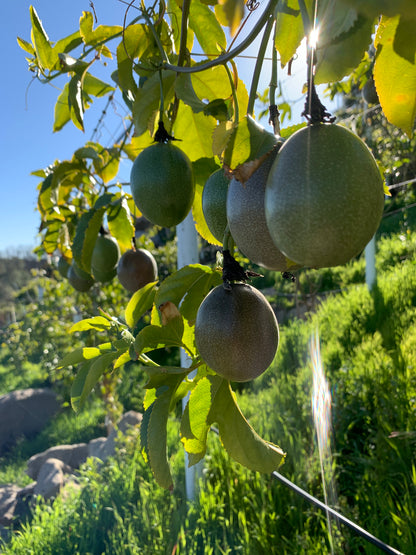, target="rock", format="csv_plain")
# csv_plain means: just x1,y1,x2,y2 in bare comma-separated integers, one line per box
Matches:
27,443,88,480
33,458,72,500
88,411,142,462
0,389,61,454
0,485,20,526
